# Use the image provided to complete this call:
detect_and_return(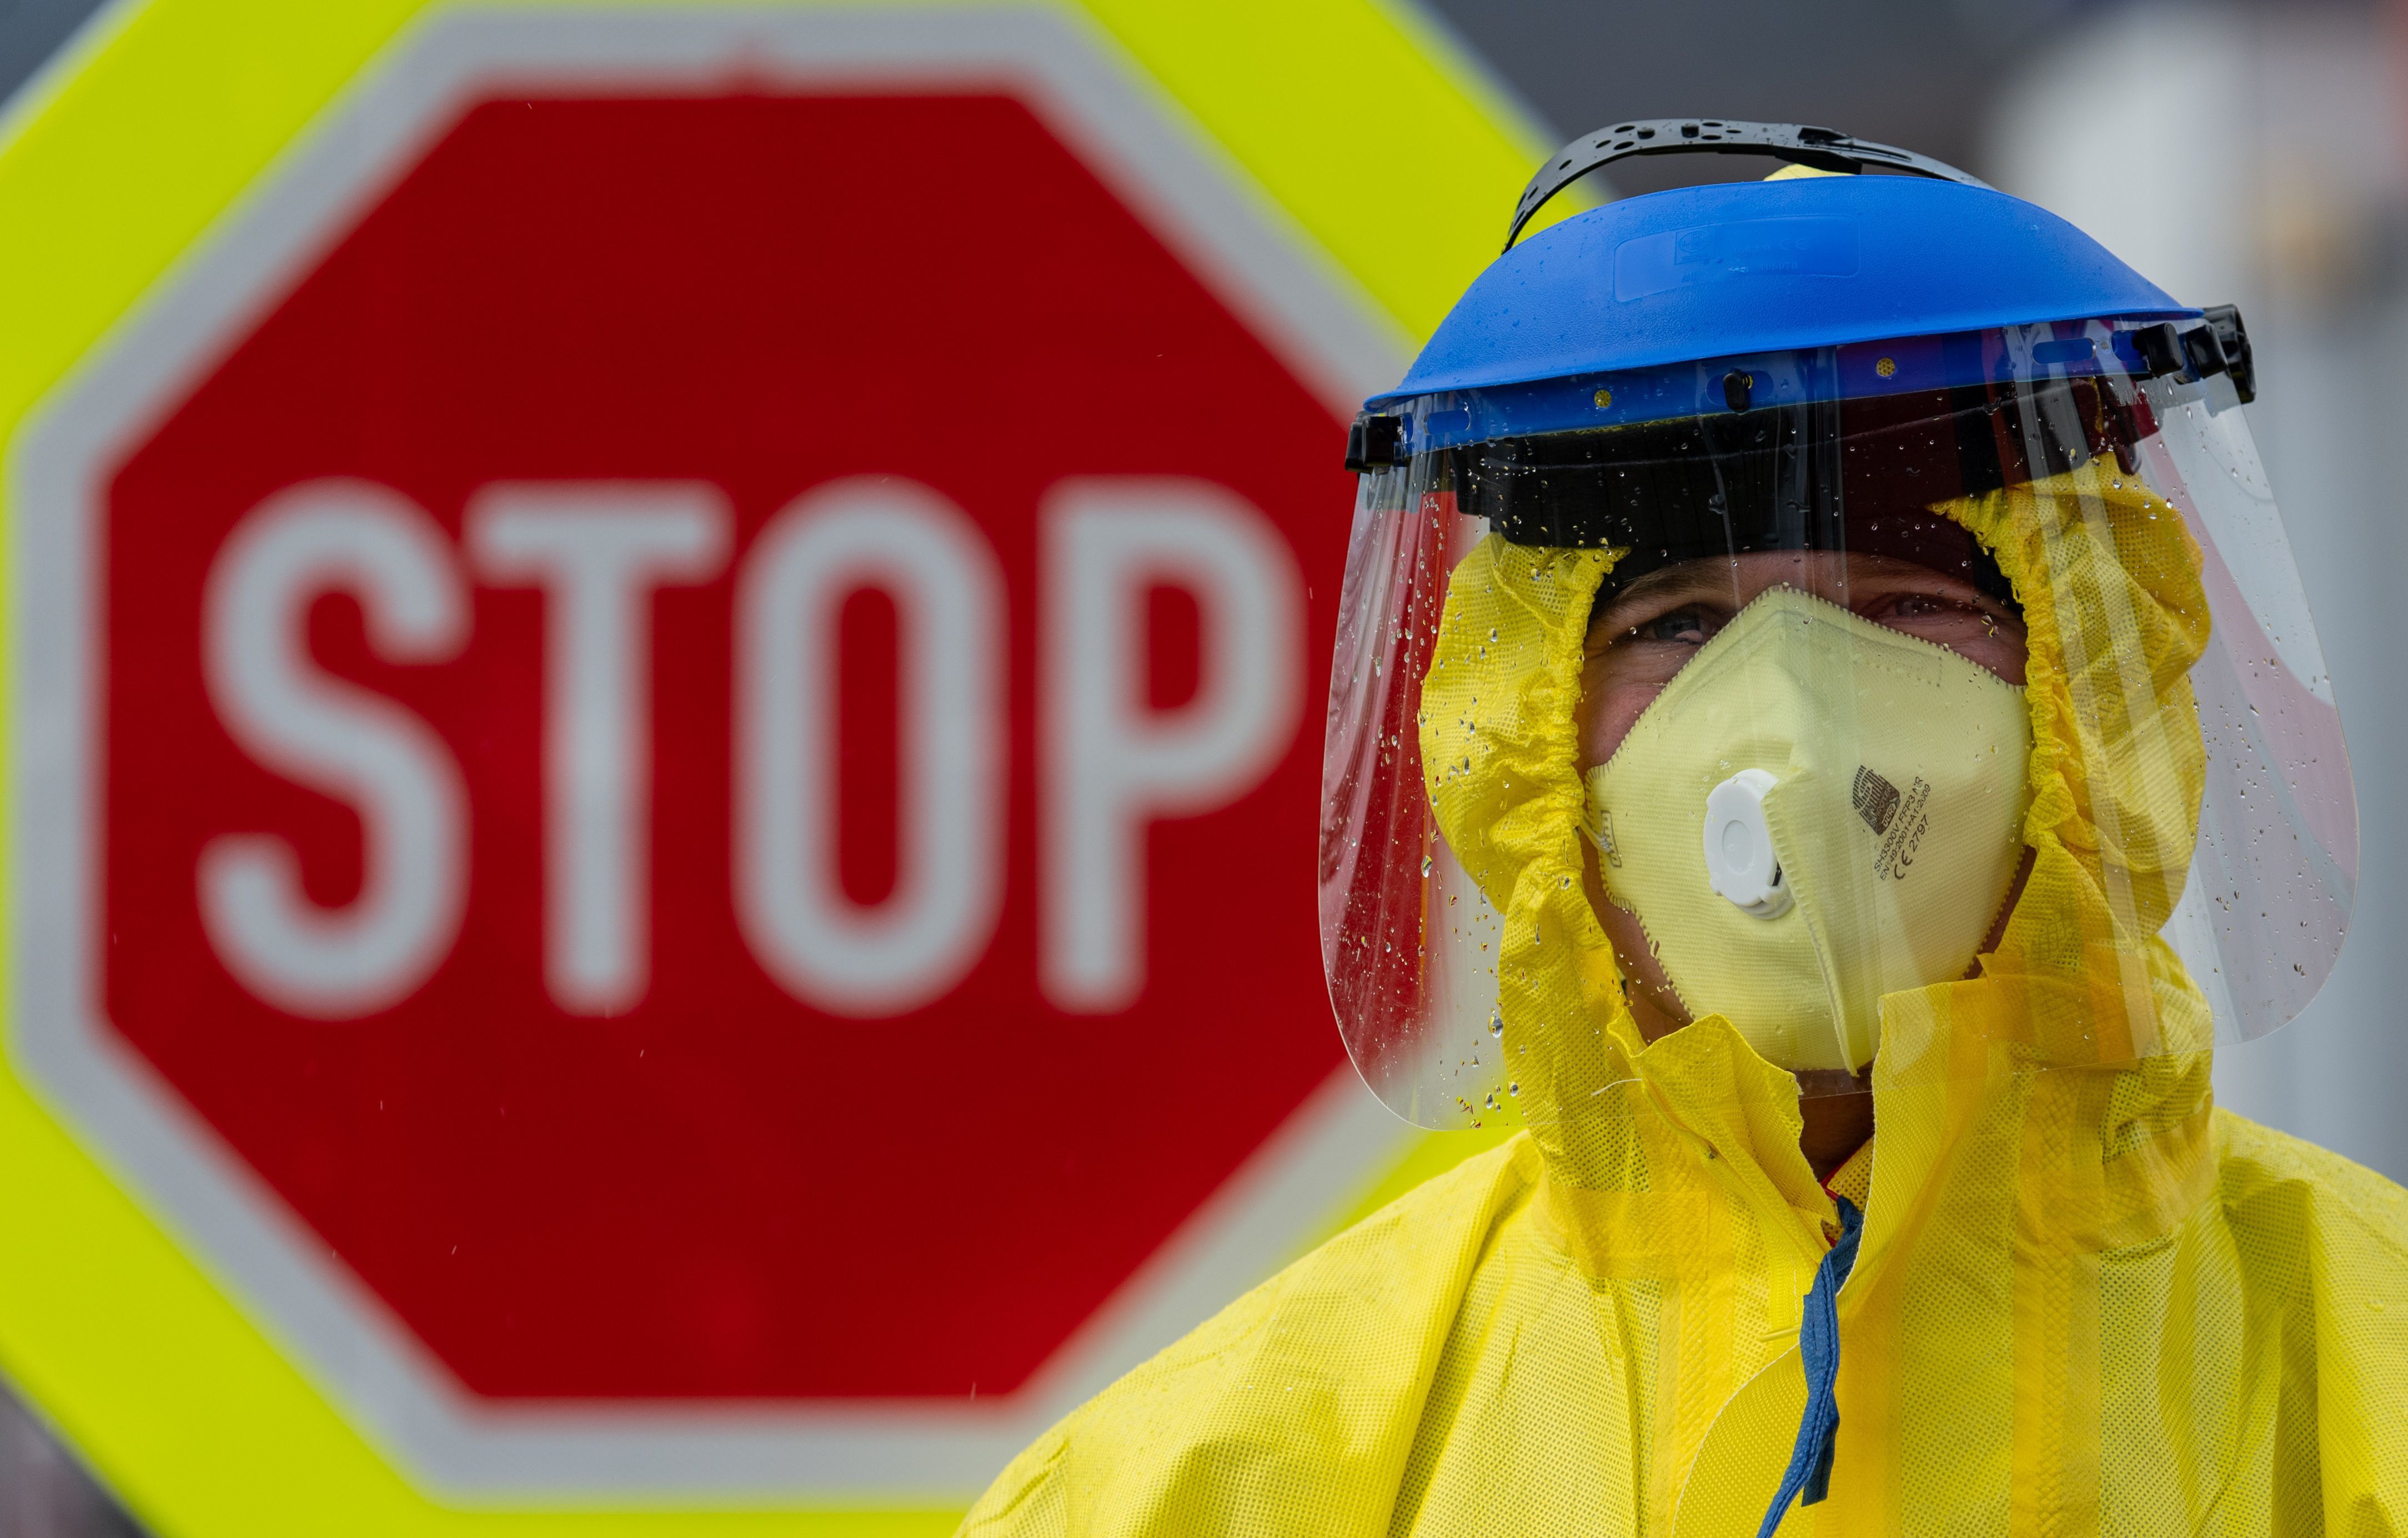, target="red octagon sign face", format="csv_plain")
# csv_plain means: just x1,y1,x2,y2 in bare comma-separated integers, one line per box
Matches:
14,9,1404,1496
